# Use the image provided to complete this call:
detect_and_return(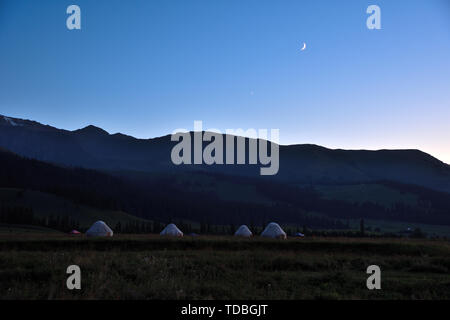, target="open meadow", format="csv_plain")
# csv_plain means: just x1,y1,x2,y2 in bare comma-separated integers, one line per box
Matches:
0,234,449,300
